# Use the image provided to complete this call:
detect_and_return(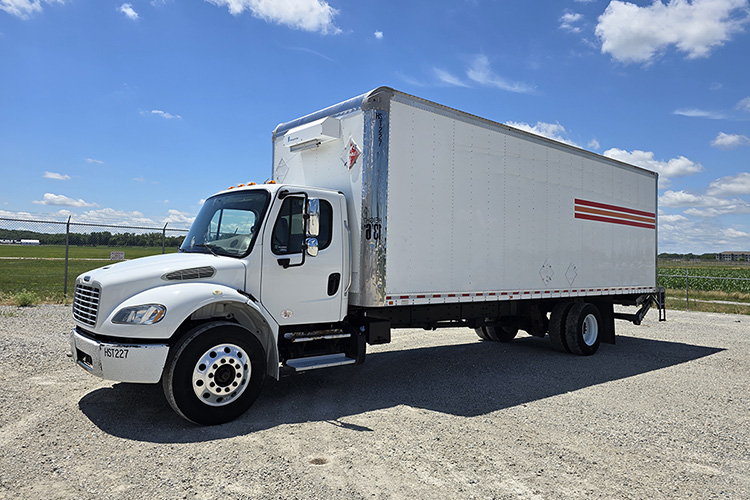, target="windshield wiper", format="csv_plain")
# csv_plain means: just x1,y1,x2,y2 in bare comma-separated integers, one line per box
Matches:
196,243,221,257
